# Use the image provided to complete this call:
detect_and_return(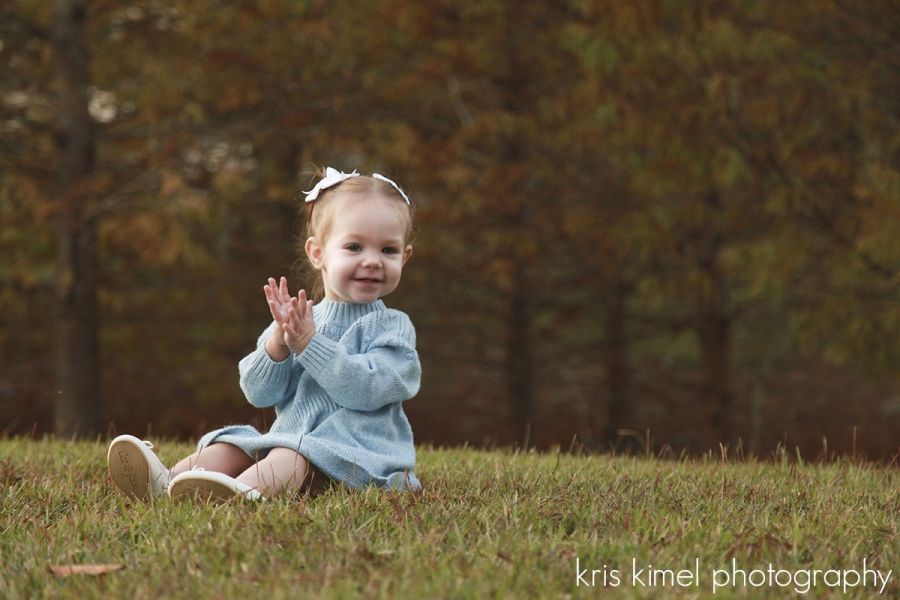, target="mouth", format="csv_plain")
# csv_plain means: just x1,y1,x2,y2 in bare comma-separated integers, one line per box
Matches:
355,278,382,284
